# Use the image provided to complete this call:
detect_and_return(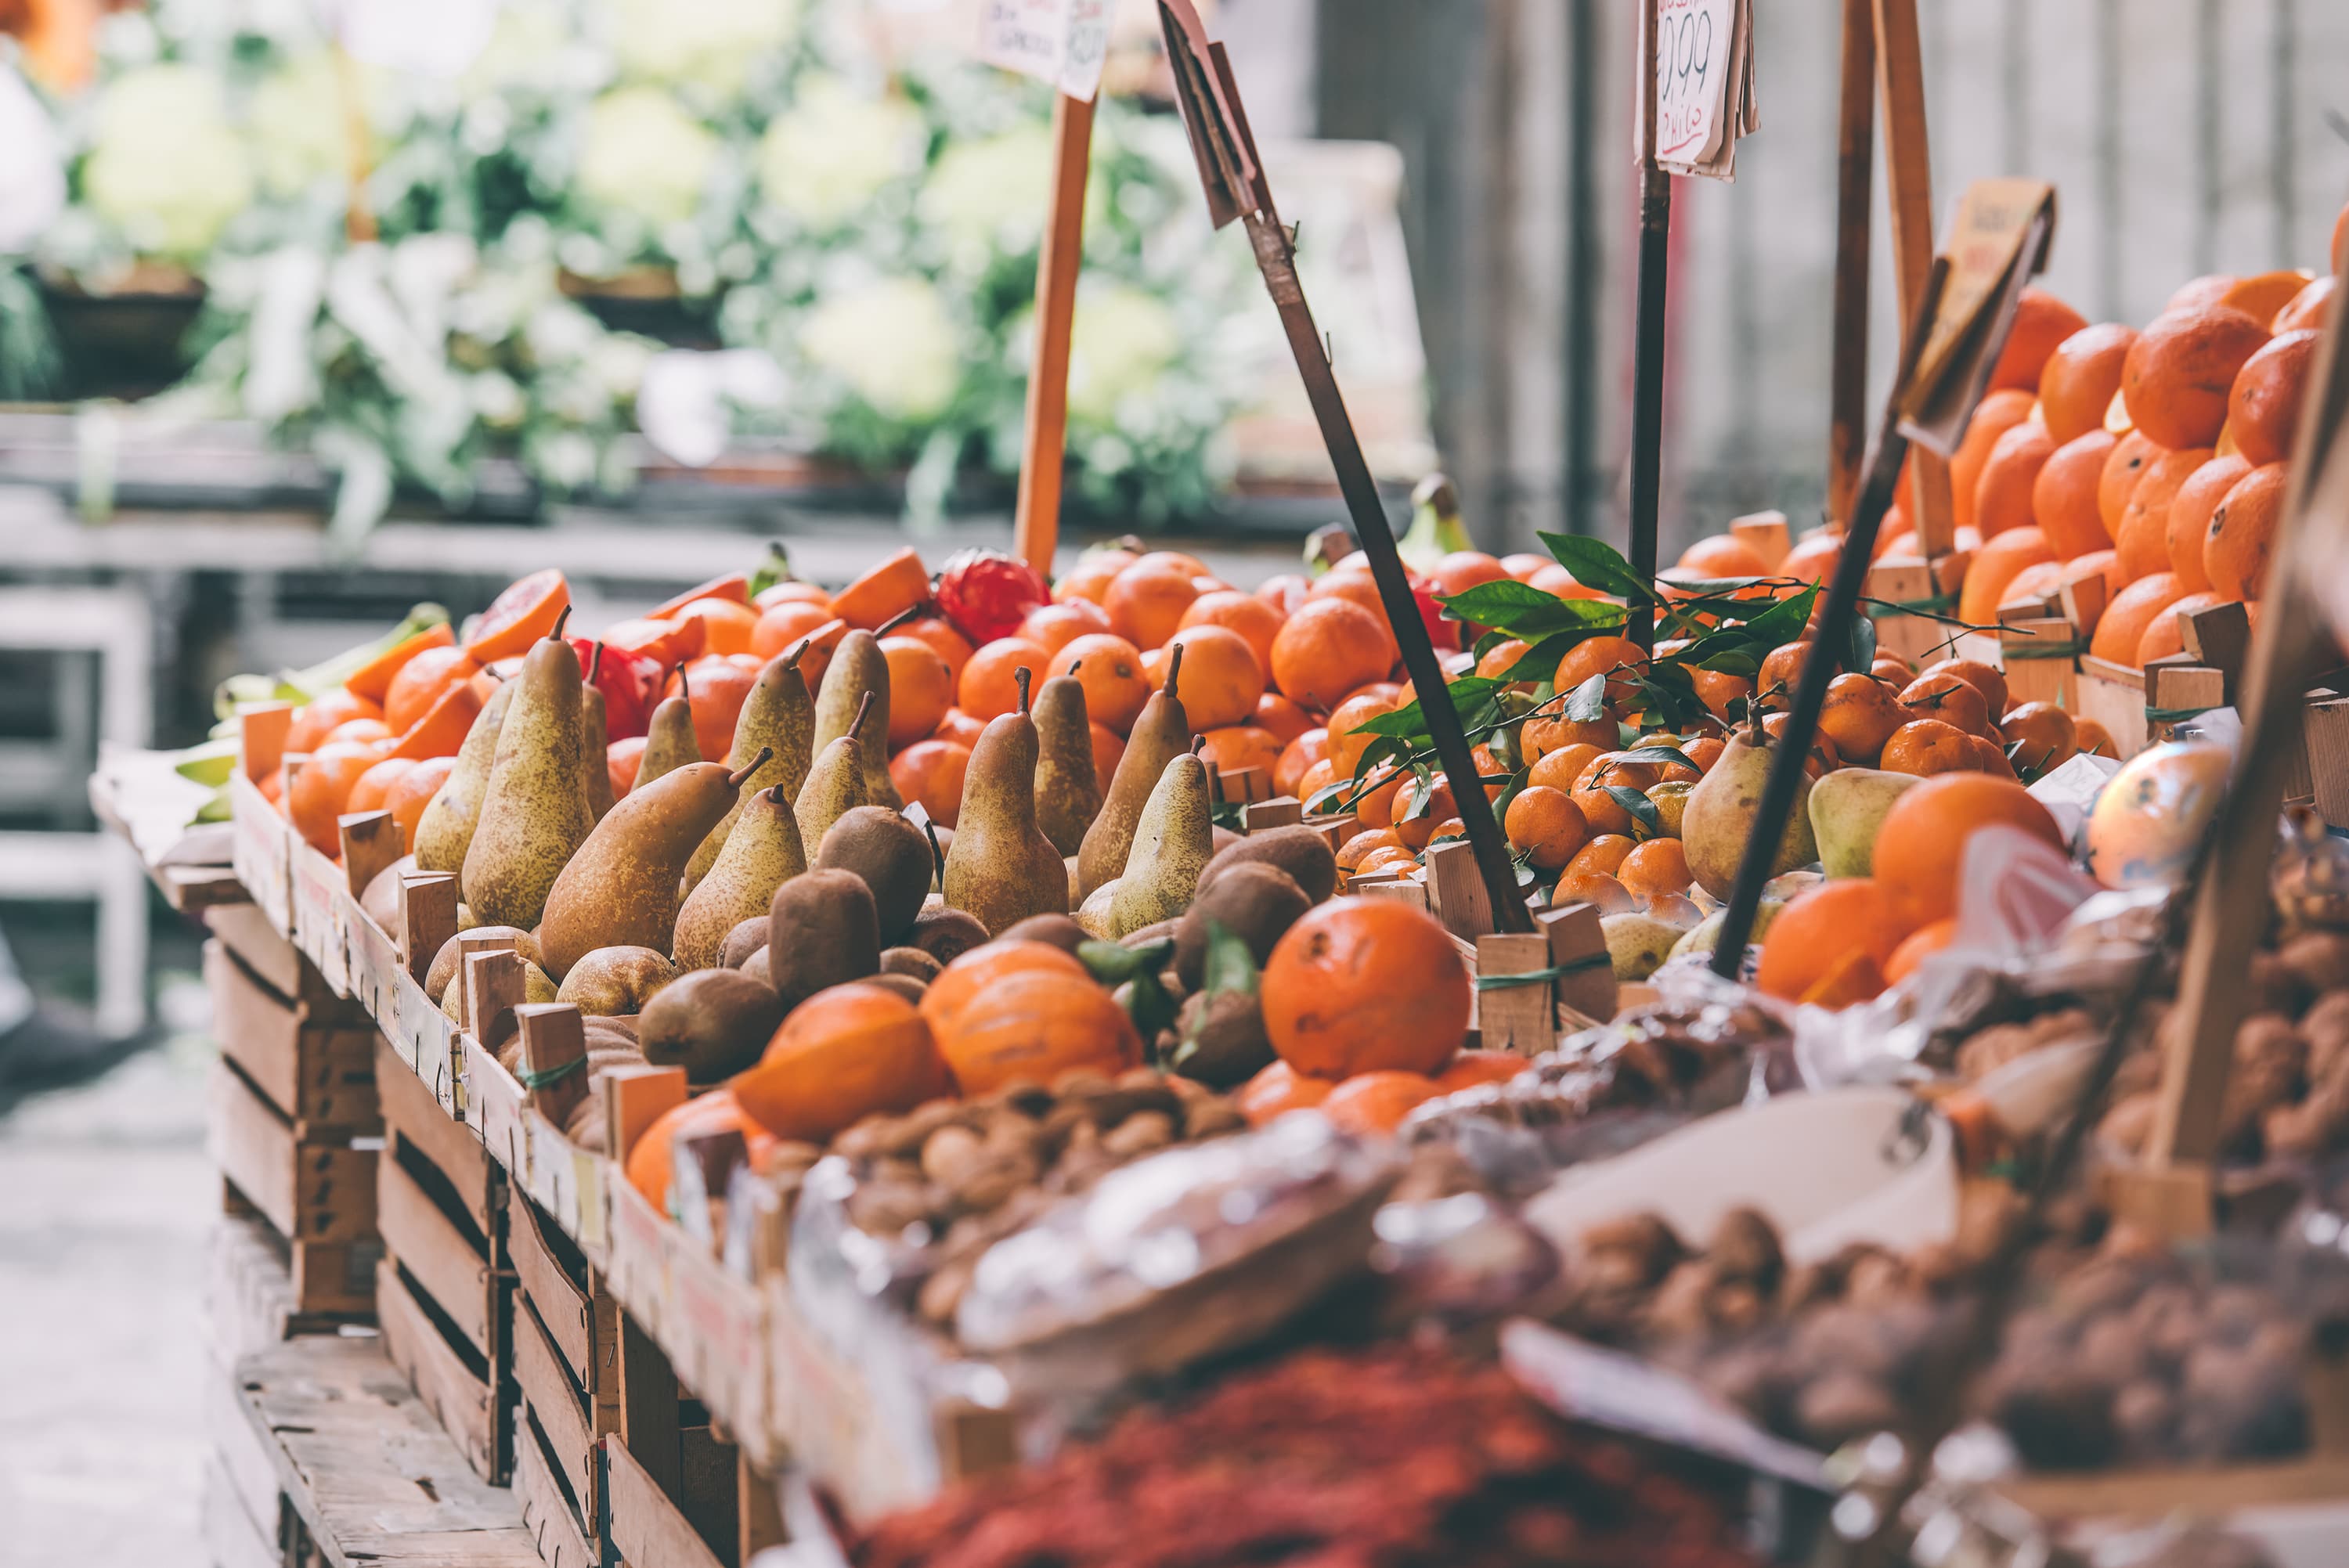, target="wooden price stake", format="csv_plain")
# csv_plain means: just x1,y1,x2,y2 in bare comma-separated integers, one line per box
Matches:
1156,0,1532,934
982,1,1114,574
1710,180,2055,979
